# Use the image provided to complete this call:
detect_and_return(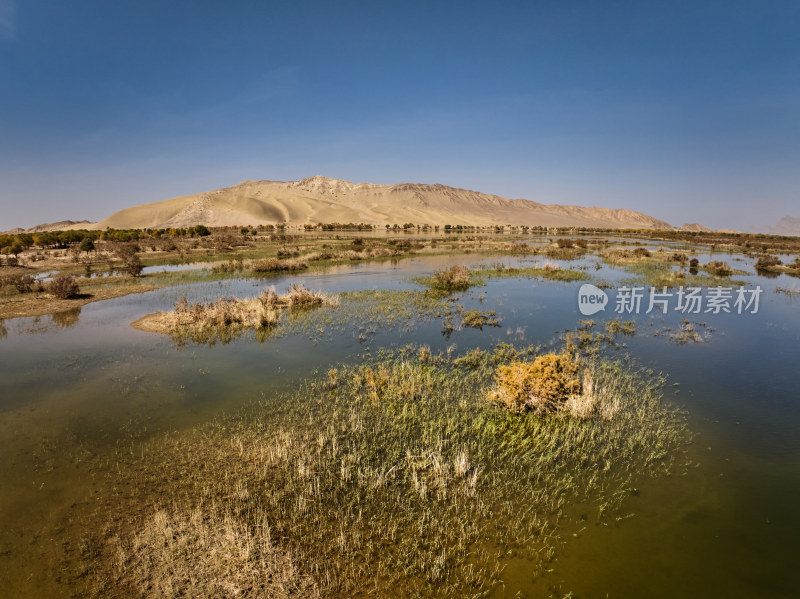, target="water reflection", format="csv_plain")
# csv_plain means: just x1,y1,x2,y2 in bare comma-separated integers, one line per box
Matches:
51,306,81,328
